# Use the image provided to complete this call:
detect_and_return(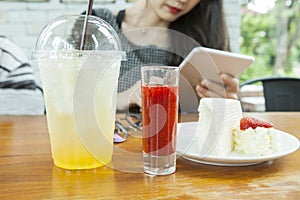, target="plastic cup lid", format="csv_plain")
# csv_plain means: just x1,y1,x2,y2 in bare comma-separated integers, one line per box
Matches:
32,14,126,60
